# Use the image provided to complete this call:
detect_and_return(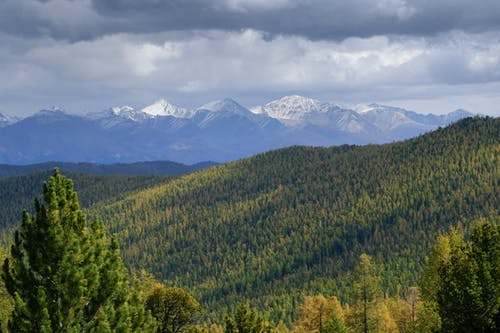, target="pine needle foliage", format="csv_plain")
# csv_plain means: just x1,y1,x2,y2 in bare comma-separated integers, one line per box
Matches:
2,169,155,332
